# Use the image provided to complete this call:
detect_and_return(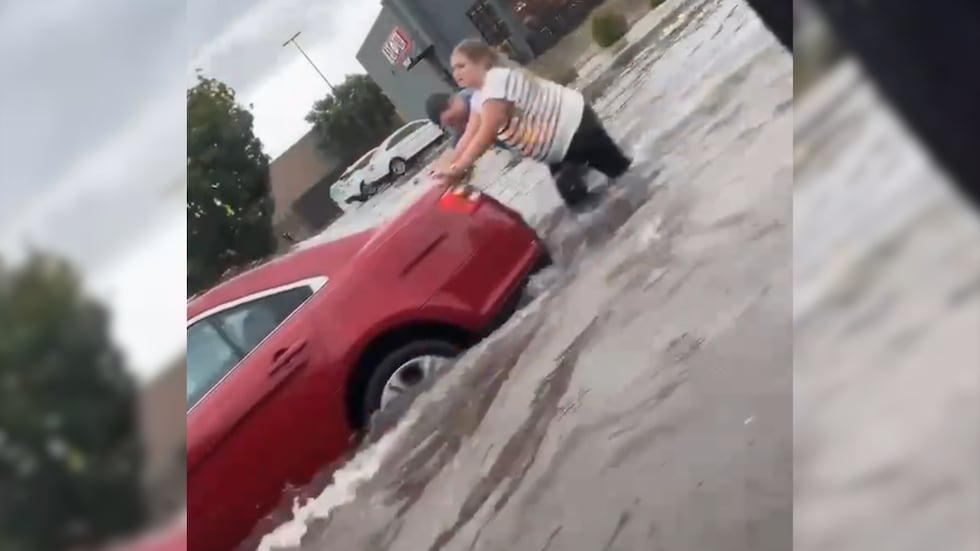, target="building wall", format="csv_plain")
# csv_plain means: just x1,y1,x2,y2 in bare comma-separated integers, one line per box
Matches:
359,0,543,121
137,357,187,522
357,7,457,122
269,131,340,218
268,130,345,246
405,0,484,62
293,173,347,231
274,210,318,249
421,0,533,59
